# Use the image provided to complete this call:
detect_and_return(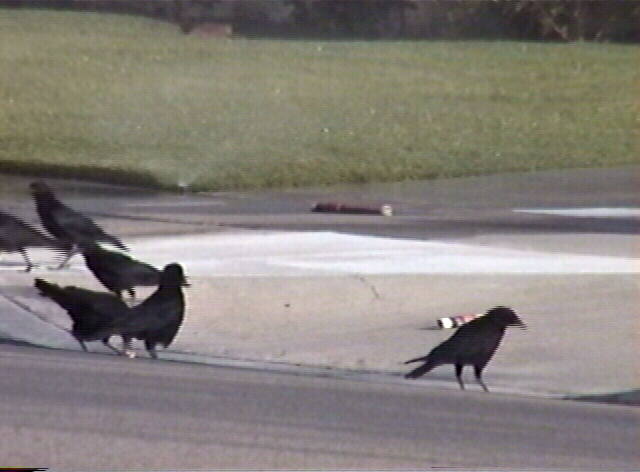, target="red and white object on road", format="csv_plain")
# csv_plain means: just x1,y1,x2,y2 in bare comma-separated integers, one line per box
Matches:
437,313,484,329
